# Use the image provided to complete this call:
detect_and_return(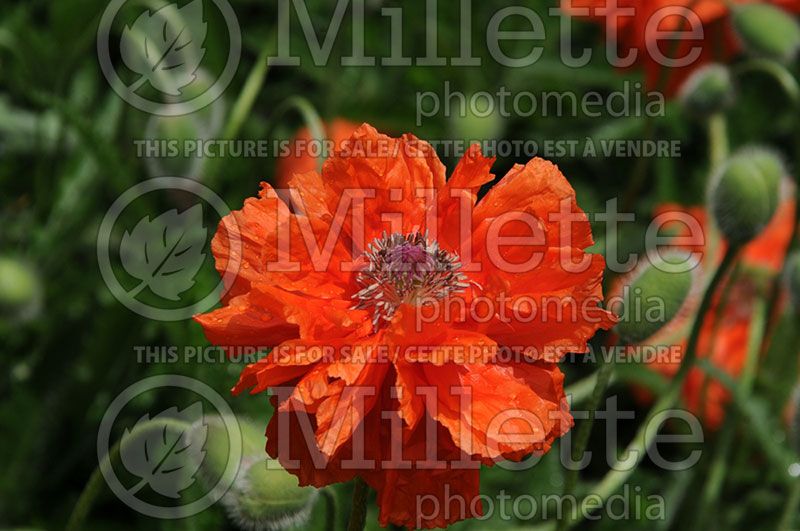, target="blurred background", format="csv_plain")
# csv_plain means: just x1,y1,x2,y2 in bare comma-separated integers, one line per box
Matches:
2,0,800,529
